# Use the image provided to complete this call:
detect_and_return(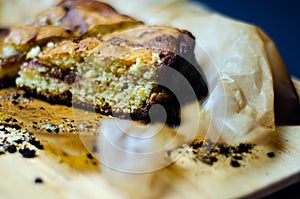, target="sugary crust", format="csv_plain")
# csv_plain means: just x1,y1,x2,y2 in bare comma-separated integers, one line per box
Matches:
102,25,195,55
37,36,155,70
58,0,121,17
4,26,38,48
28,0,142,37
4,25,70,48
38,40,81,69
40,37,102,58
77,37,102,52
36,25,70,43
